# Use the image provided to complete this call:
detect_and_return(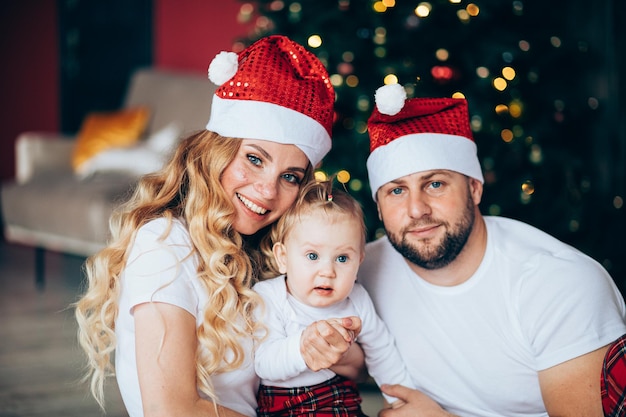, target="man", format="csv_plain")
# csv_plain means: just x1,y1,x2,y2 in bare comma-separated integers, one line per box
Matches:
357,83,626,416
